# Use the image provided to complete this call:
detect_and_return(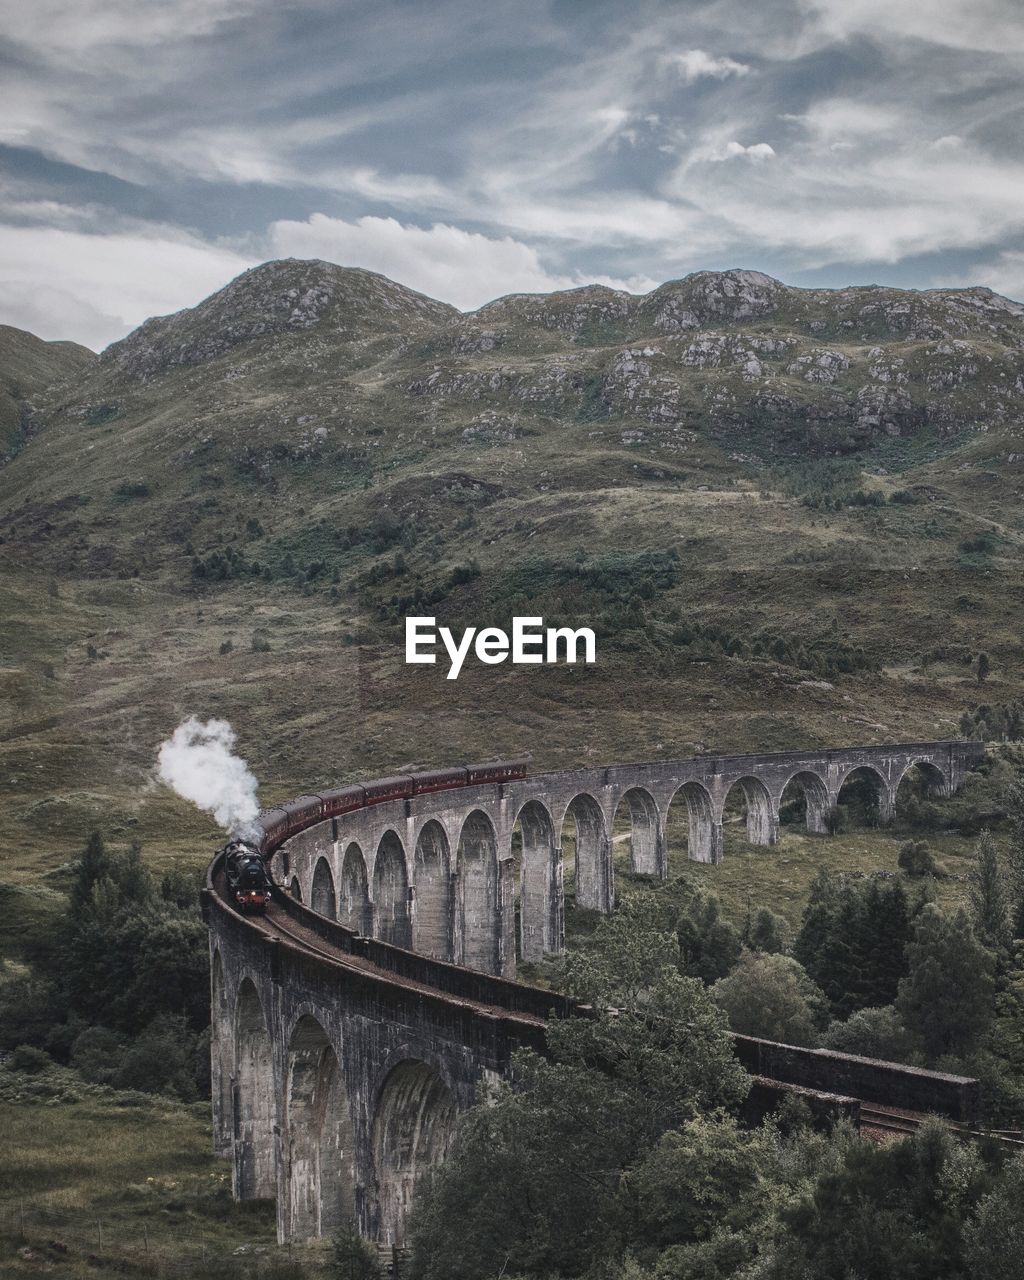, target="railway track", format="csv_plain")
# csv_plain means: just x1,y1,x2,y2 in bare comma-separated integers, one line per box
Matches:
237,889,550,1029
859,1104,1024,1148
